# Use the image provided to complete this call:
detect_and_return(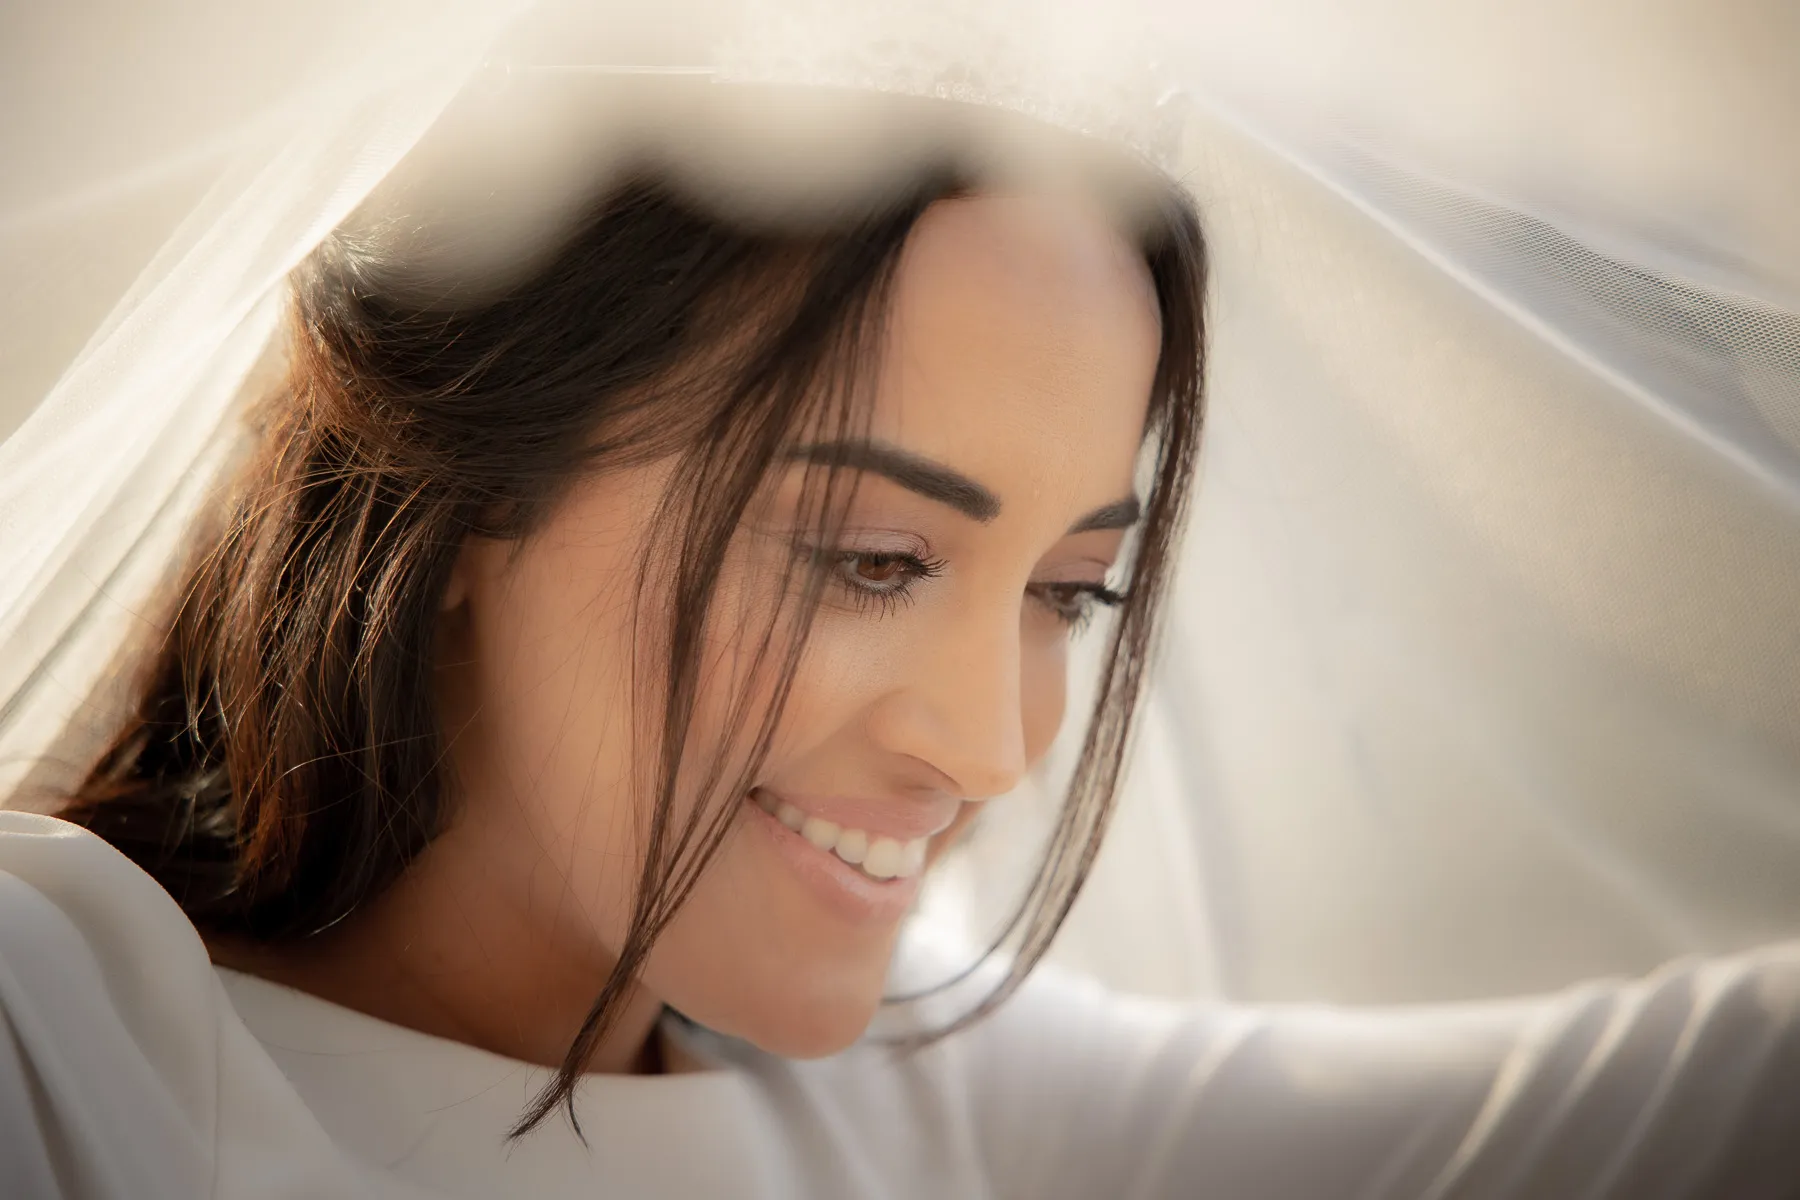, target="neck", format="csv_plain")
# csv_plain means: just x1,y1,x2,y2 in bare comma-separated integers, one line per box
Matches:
211,810,668,1076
